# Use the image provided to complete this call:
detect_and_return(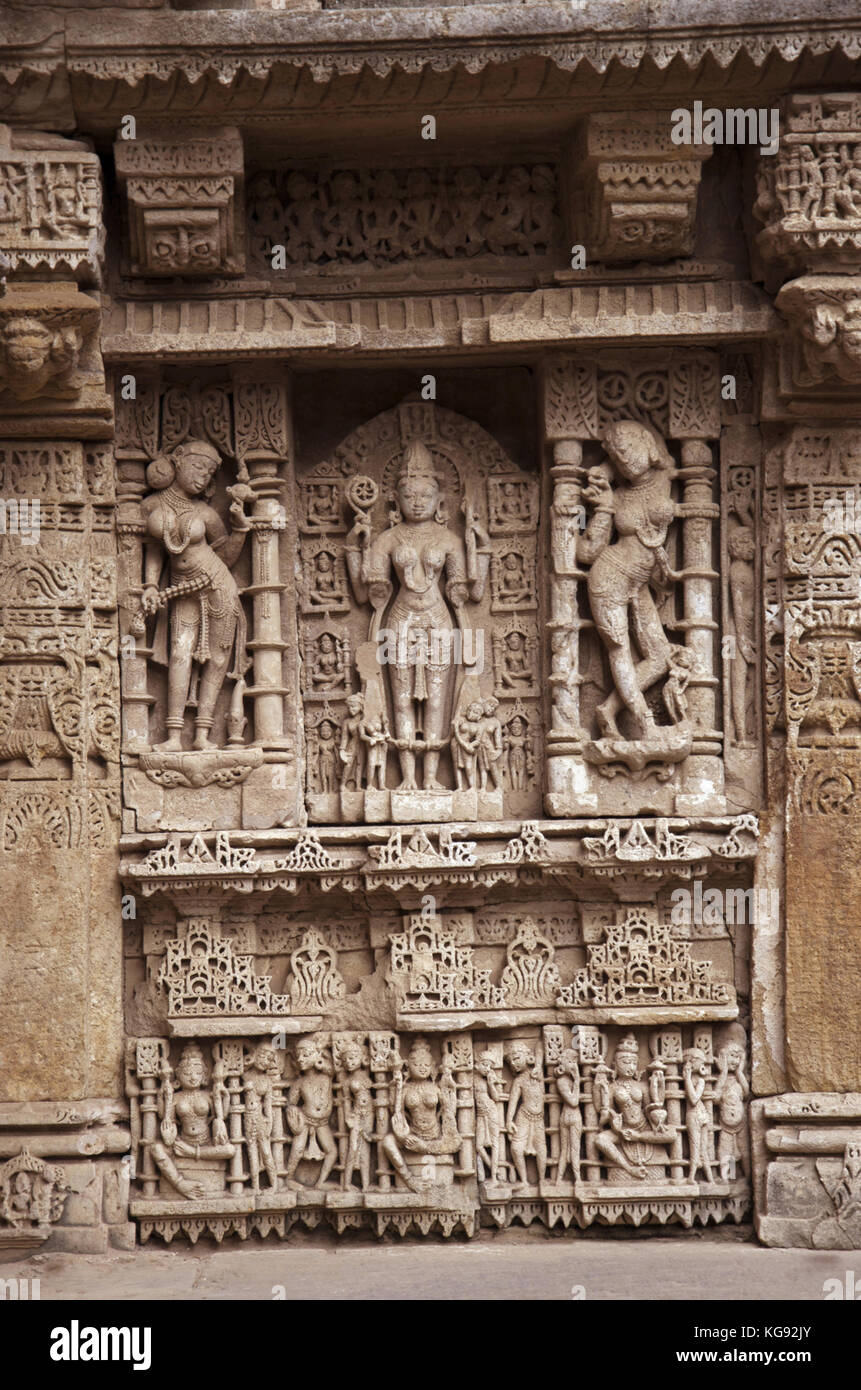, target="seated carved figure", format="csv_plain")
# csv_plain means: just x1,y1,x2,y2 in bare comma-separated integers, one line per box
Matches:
593,1035,675,1182
150,1044,236,1201
381,1038,461,1193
